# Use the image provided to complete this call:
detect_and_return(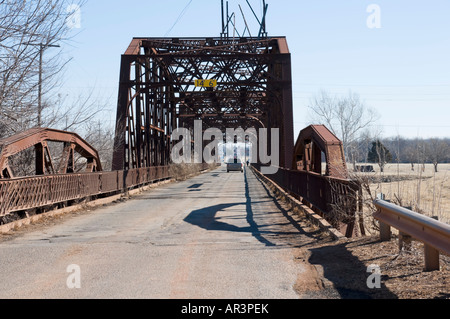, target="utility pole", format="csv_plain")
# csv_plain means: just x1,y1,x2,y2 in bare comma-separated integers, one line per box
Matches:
36,43,60,127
